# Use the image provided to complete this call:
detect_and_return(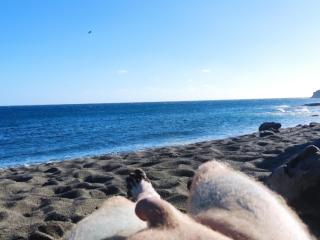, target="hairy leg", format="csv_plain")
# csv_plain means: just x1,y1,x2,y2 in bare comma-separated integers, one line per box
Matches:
188,161,313,240
126,169,231,240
